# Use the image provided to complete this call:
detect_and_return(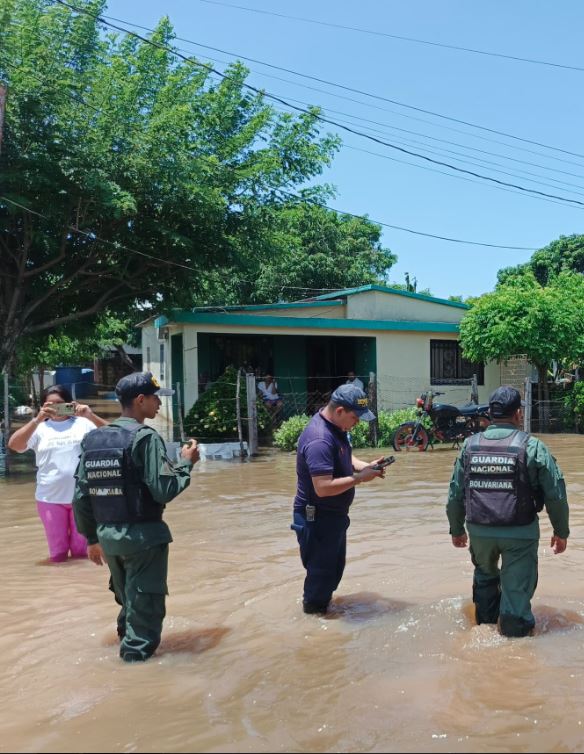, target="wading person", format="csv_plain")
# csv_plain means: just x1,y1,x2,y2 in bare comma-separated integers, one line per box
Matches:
447,385,569,637
73,372,200,662
292,384,386,614
8,385,107,563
